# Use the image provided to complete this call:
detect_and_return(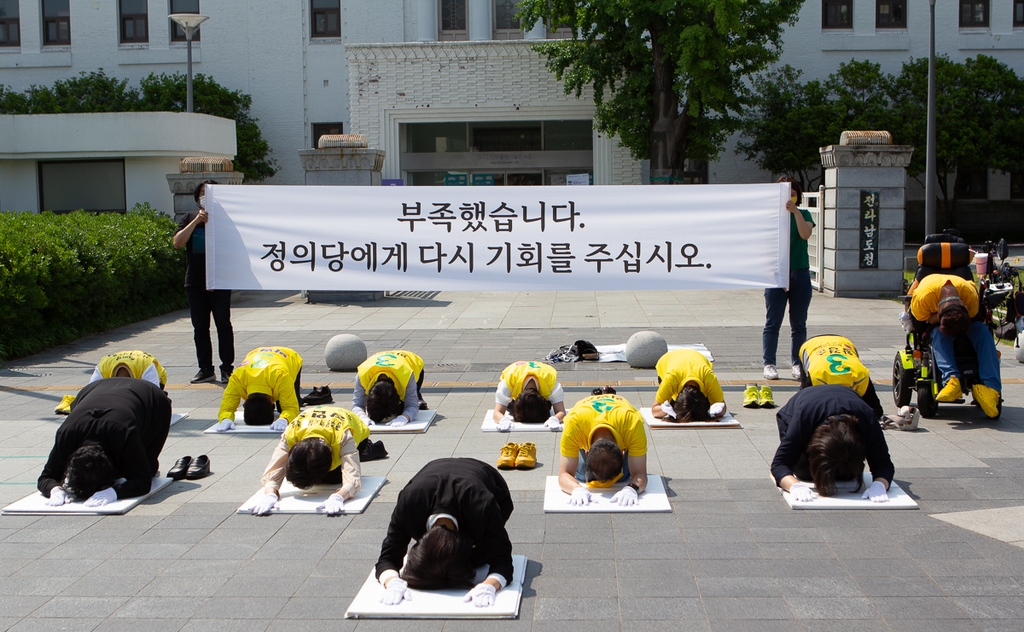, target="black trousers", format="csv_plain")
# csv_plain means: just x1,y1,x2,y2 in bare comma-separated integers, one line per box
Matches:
186,287,235,372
